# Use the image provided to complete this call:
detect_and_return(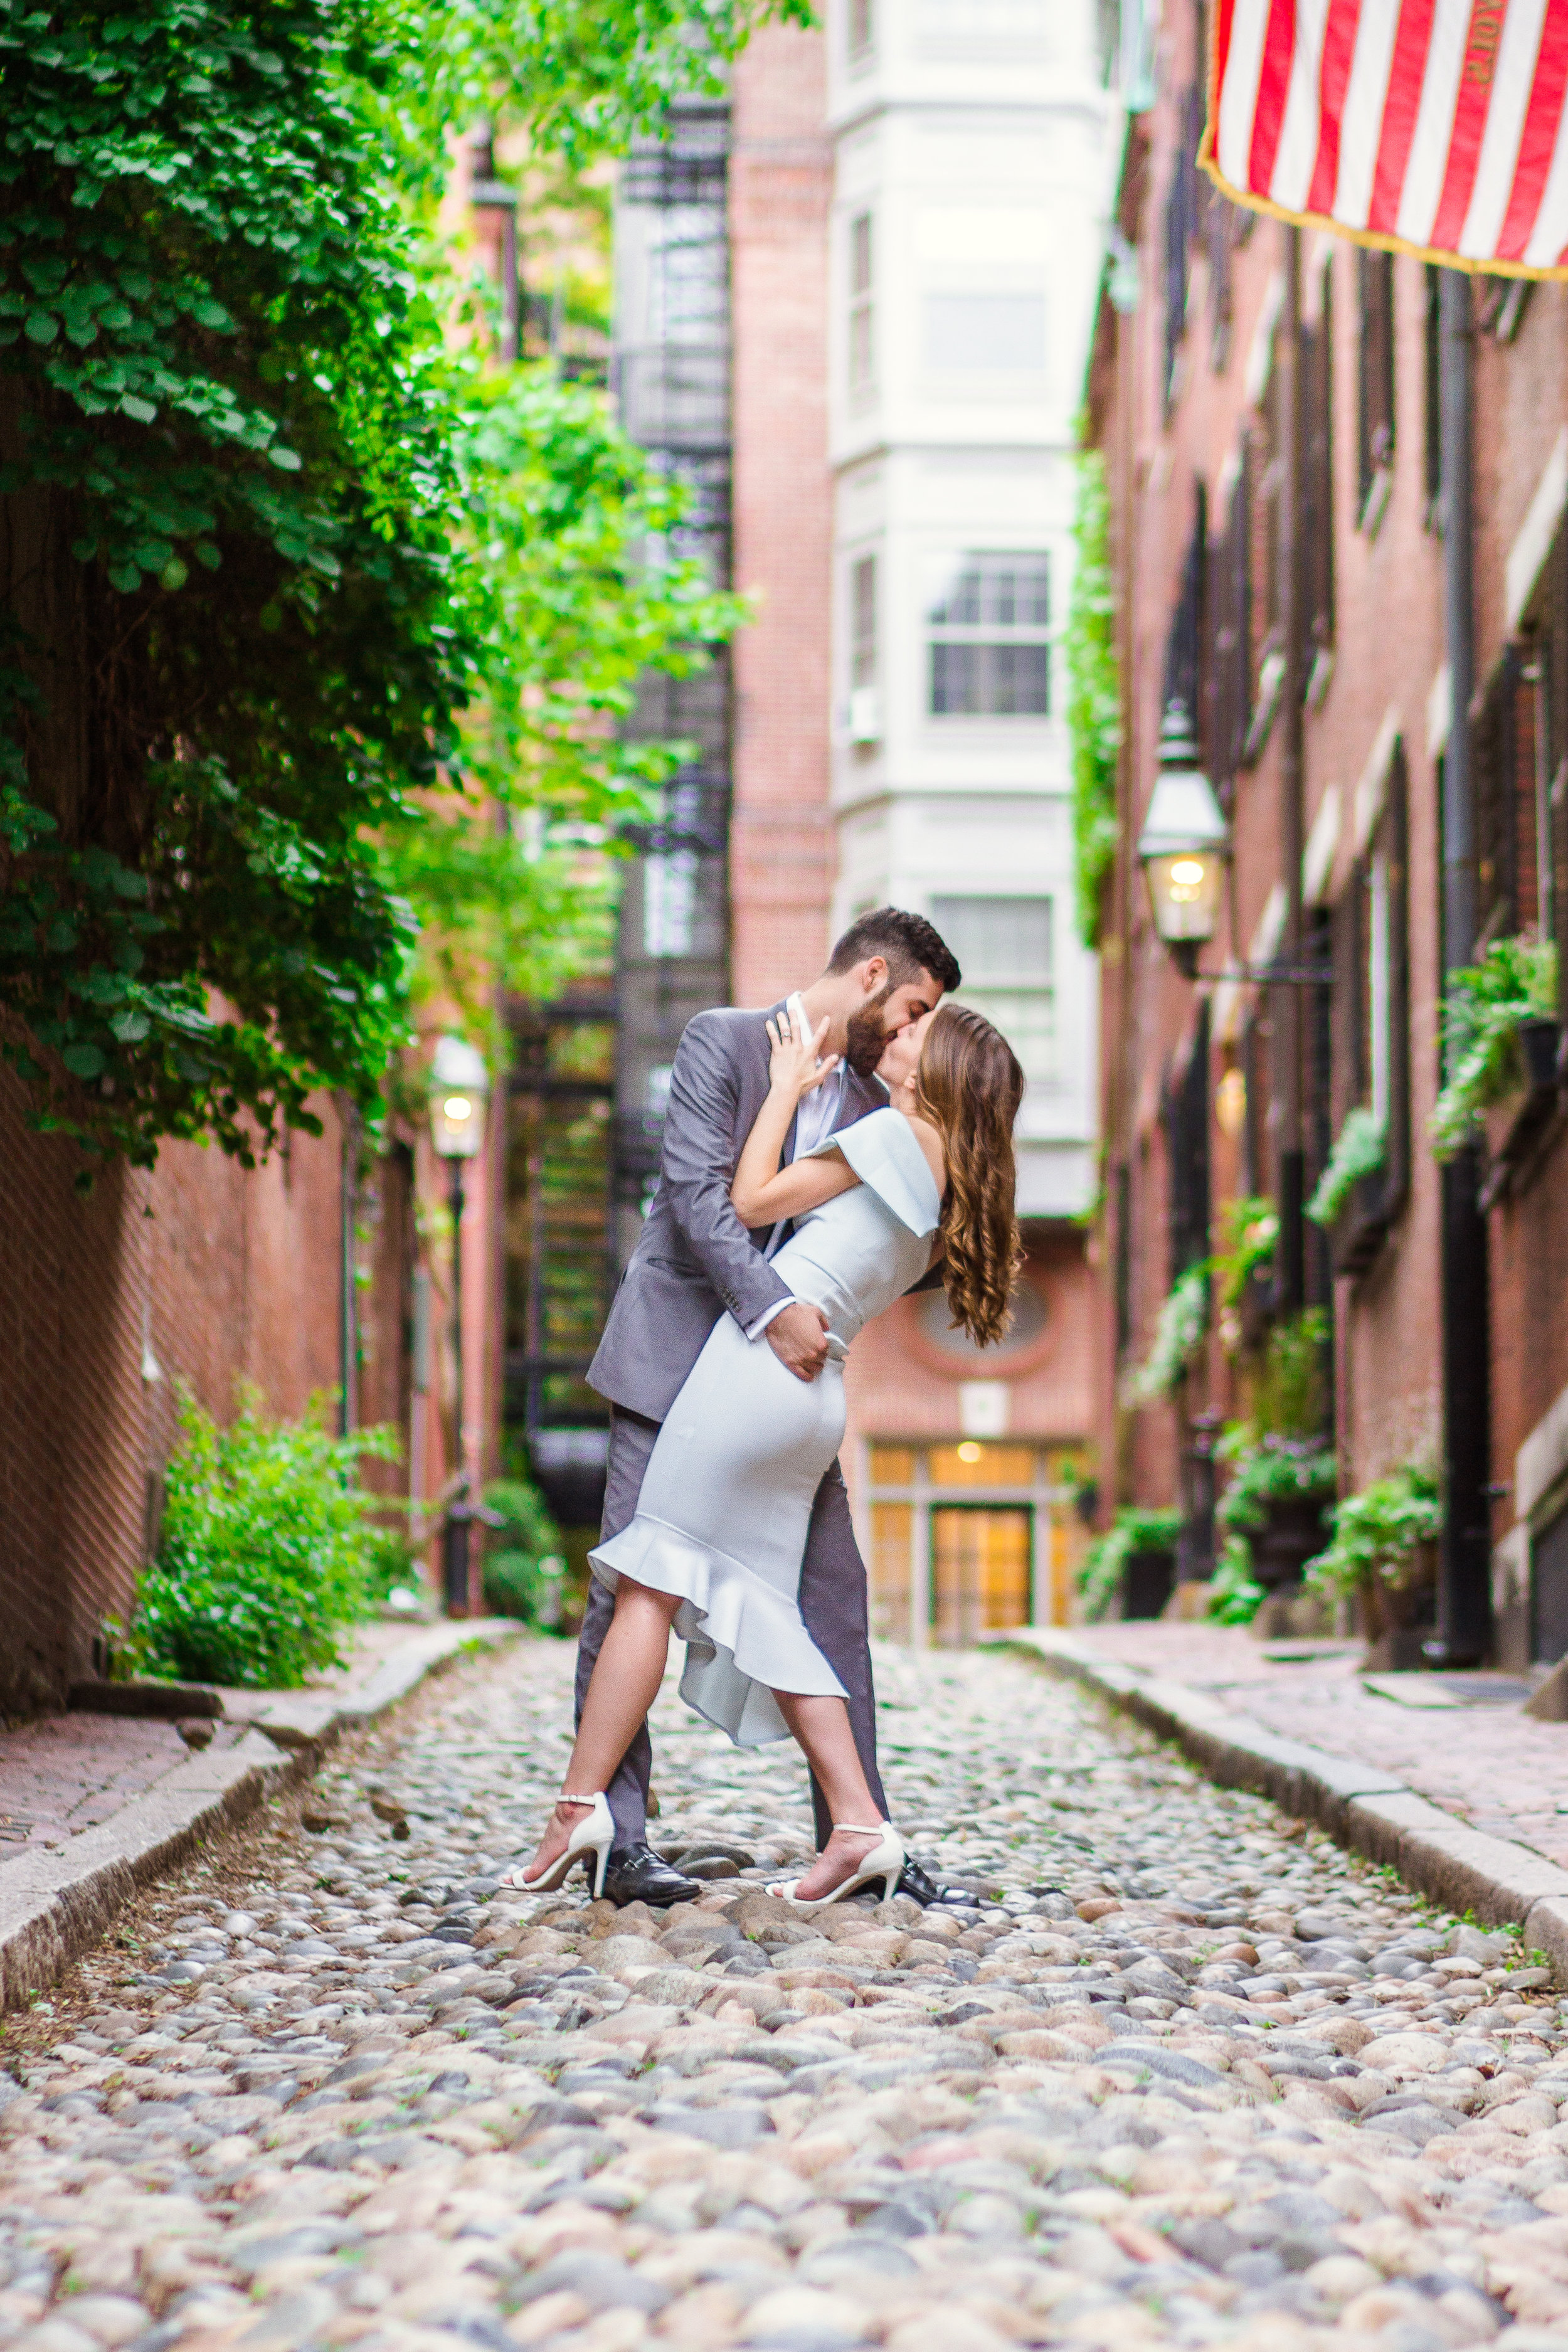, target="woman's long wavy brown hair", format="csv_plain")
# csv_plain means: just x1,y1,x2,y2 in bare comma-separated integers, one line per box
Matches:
914,1002,1025,1348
